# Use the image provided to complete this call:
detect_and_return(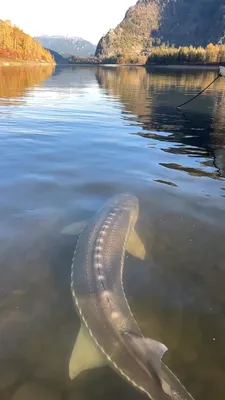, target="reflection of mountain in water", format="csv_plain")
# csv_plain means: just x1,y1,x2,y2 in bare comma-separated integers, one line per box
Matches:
46,65,99,89
0,66,55,106
96,67,225,179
